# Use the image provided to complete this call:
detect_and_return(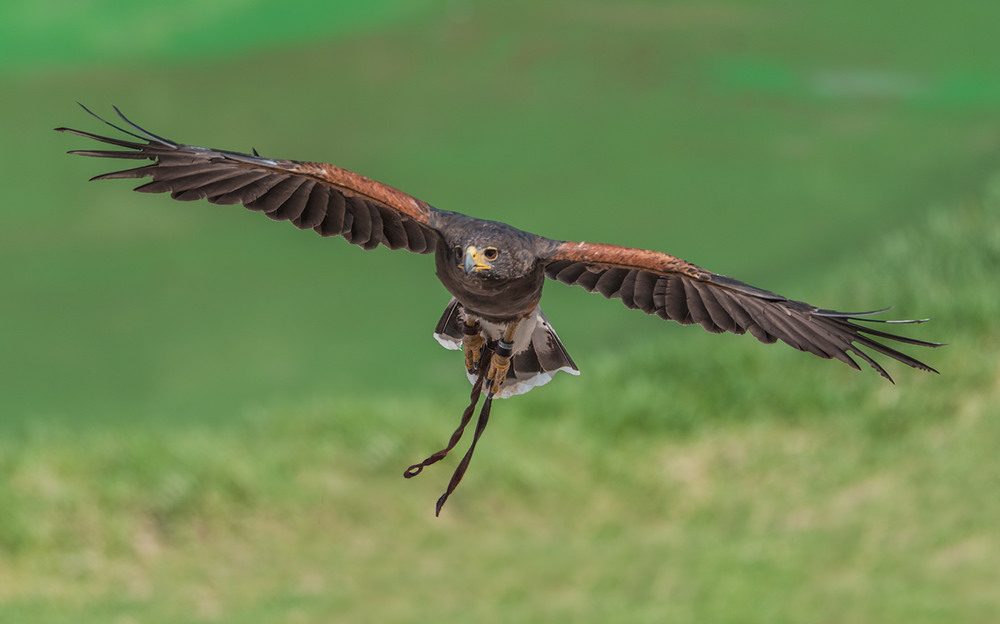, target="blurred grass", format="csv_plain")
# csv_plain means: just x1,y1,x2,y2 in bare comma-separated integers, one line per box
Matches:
0,0,444,74
1,189,998,622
